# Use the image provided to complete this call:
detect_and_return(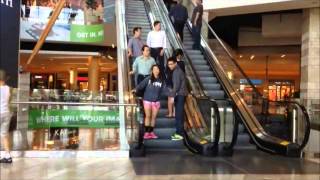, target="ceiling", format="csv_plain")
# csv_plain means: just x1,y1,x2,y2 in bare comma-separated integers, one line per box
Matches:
205,0,320,17
20,50,117,73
